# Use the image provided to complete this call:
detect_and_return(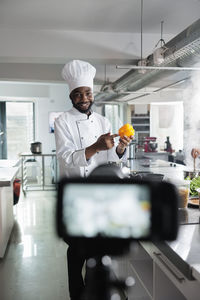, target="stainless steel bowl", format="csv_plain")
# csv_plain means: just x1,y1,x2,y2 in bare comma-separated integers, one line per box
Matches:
183,170,200,180
148,142,158,151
